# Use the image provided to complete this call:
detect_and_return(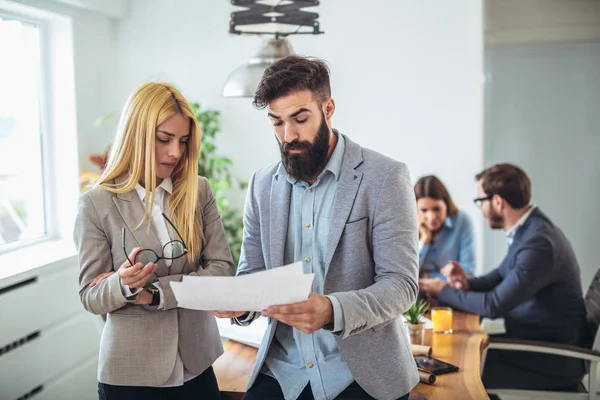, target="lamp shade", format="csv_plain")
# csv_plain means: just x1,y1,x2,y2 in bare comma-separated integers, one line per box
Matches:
222,38,295,98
